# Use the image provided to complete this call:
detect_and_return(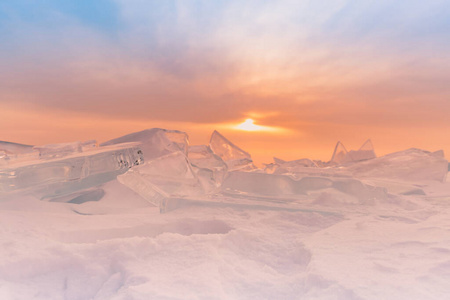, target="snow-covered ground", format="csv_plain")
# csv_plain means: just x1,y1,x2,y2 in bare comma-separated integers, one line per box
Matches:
1,175,450,300
1,129,450,299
